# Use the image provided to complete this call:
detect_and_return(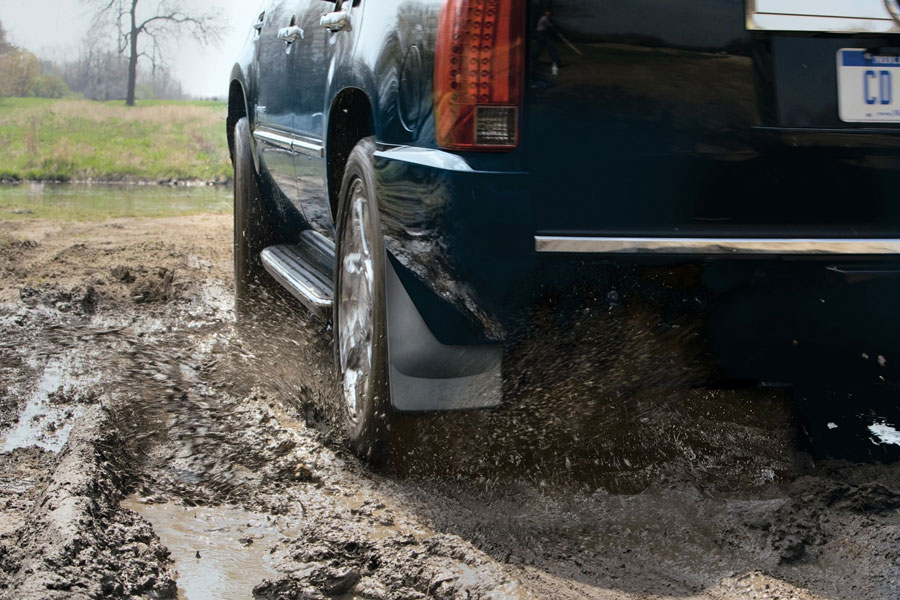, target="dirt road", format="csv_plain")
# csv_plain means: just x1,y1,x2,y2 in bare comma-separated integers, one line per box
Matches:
0,214,898,599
